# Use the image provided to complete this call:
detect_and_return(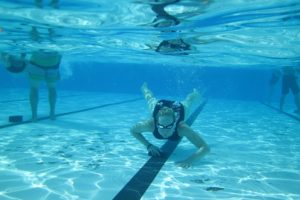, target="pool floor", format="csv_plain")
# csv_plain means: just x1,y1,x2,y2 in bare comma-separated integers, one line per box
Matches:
0,89,299,200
